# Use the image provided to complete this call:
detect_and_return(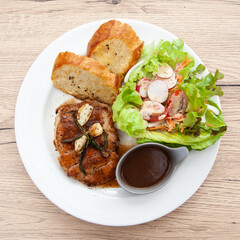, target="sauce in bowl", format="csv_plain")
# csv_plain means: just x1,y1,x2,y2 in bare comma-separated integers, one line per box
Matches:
120,146,172,188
